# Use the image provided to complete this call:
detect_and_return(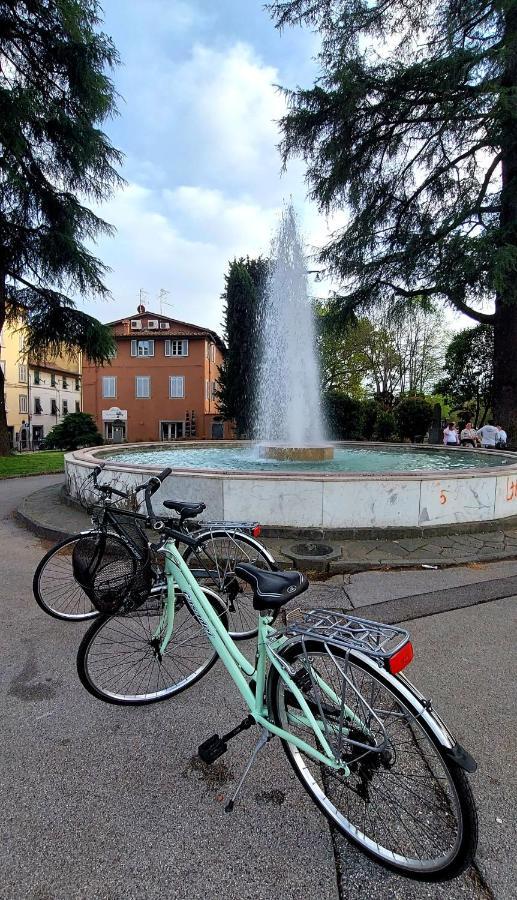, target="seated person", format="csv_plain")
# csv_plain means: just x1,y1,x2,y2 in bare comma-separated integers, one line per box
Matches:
477,421,499,448
443,422,459,446
460,422,479,447
496,426,507,449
